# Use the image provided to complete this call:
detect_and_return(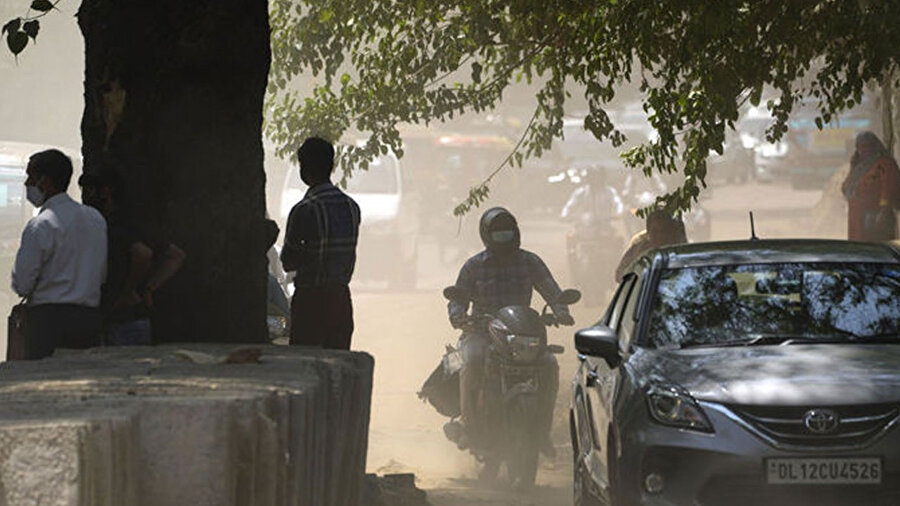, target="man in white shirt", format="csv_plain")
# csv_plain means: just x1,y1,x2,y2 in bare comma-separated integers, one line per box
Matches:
11,149,108,359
